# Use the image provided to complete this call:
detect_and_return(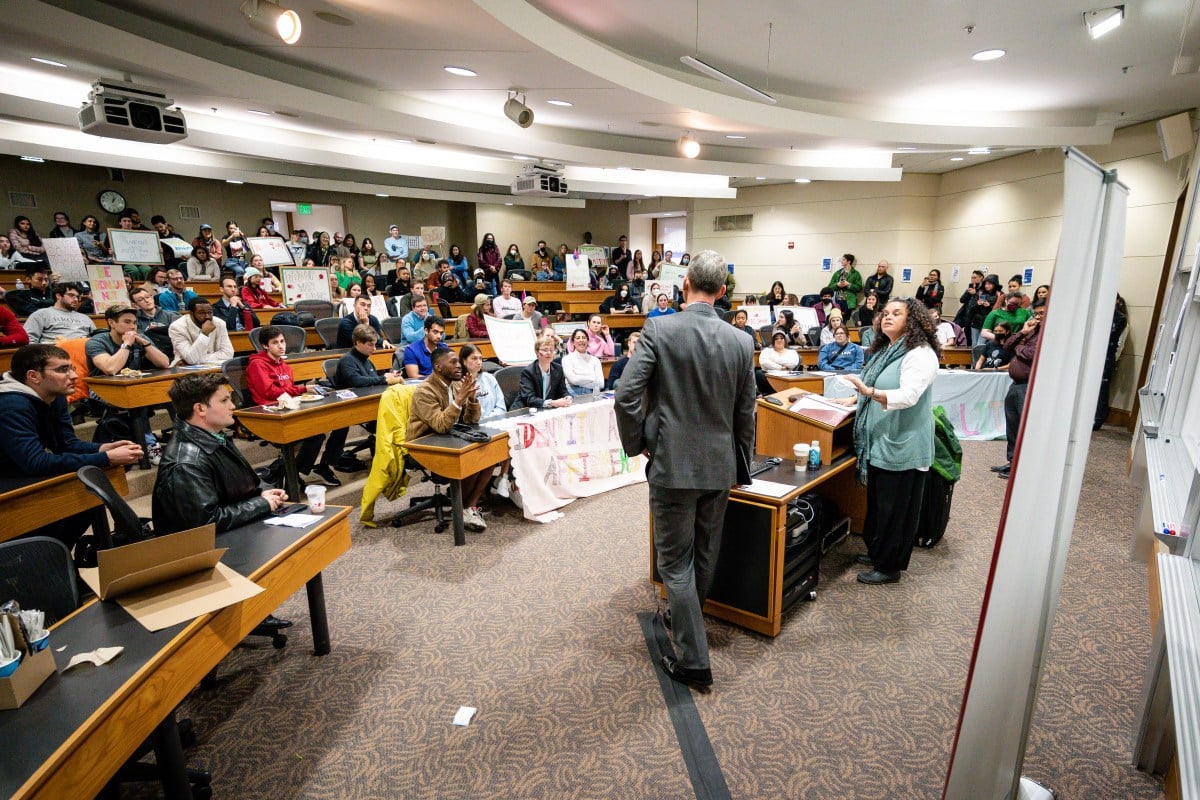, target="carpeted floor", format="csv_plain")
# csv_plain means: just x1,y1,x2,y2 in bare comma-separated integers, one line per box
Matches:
135,428,1161,799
